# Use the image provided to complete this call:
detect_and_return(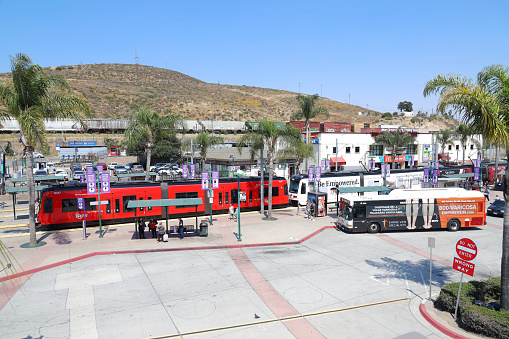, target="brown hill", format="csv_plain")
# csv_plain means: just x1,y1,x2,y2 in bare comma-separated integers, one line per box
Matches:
0,63,379,123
